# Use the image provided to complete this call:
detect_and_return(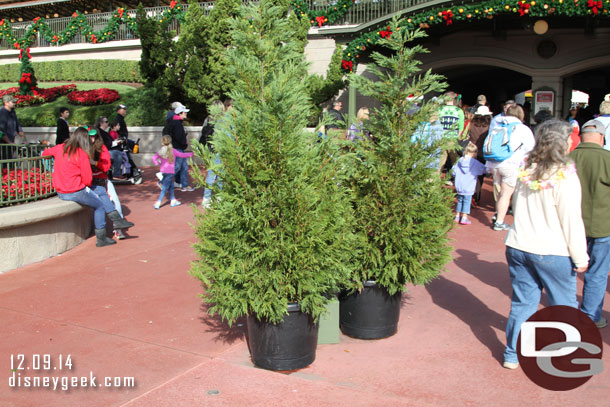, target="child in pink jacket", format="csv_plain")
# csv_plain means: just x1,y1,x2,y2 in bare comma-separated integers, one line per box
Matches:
152,136,194,209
